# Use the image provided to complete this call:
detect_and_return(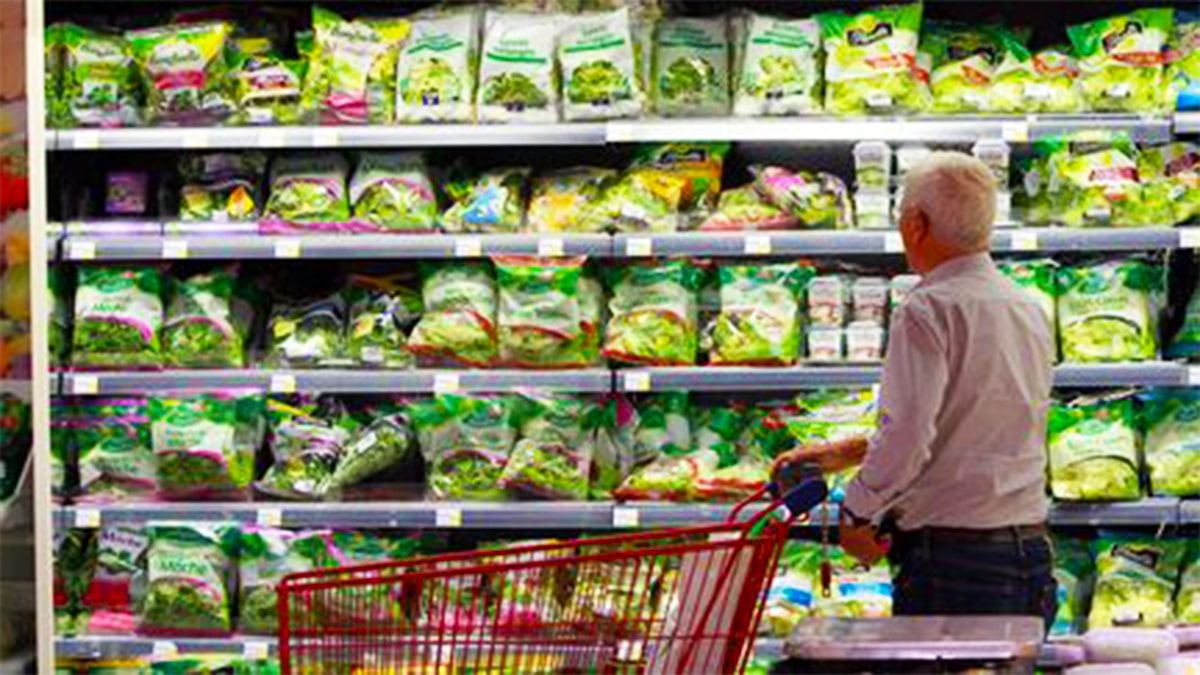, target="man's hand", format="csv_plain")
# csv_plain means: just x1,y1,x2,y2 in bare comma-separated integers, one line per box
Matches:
839,510,889,567
772,438,868,479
